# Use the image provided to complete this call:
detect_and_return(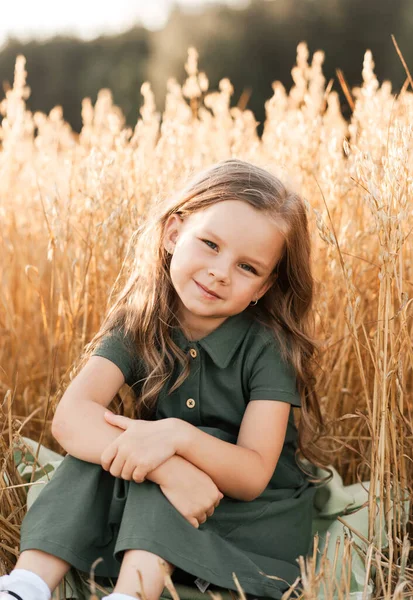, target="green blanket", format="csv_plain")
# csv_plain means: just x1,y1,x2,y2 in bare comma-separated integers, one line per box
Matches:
8,437,403,599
